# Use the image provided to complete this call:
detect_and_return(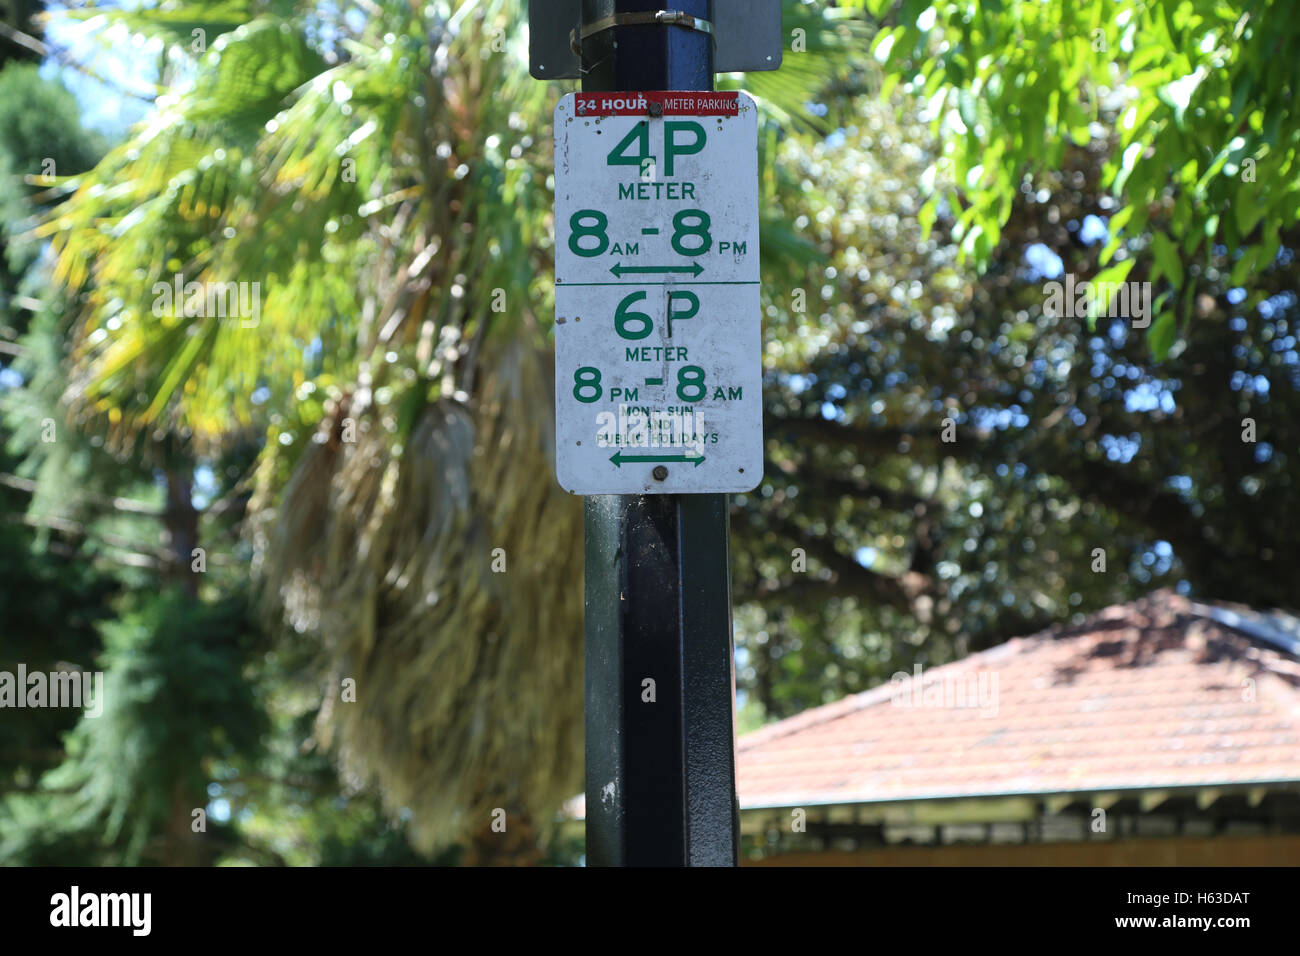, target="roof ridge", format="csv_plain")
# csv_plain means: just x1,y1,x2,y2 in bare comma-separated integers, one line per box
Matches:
737,590,1299,752
1185,599,1300,658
